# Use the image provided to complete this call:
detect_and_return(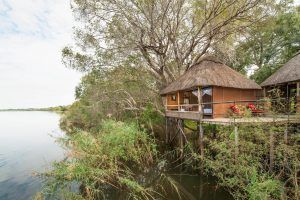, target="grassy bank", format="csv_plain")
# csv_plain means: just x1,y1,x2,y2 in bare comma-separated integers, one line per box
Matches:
37,120,173,199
